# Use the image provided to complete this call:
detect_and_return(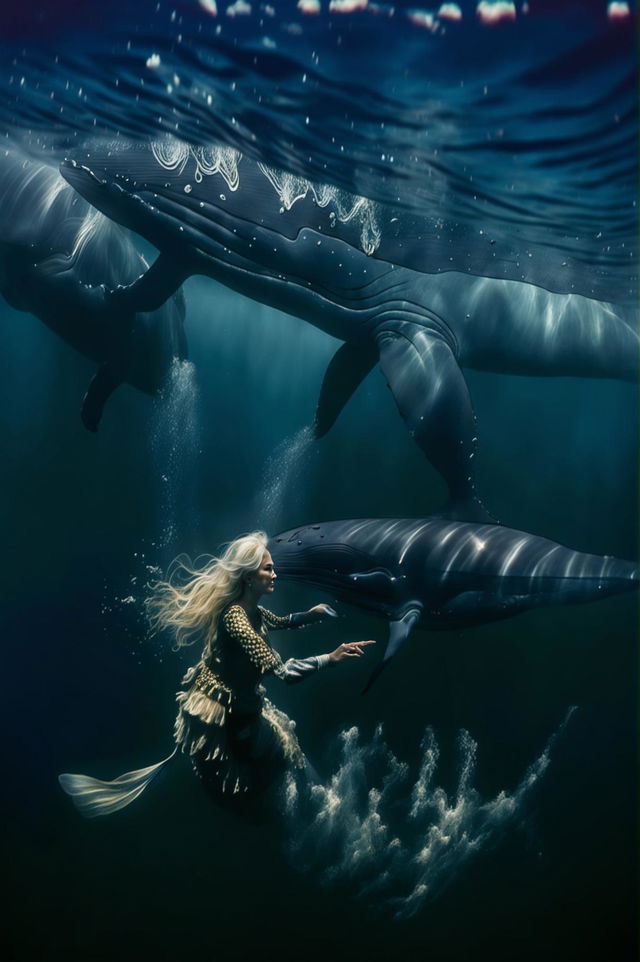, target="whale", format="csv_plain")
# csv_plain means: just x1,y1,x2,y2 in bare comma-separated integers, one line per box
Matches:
268,518,638,691
60,143,637,512
0,147,187,431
